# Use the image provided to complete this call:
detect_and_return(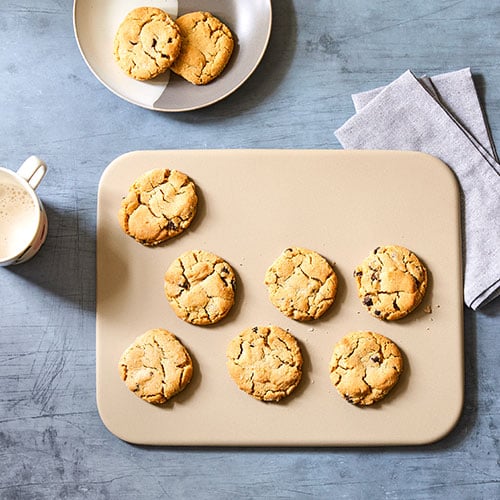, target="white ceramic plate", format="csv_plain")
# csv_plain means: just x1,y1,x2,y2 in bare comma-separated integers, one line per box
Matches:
73,0,272,111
